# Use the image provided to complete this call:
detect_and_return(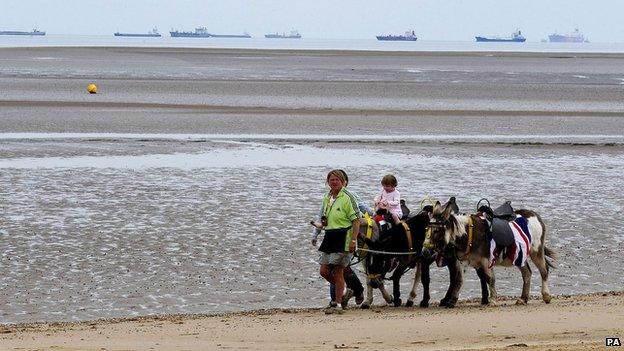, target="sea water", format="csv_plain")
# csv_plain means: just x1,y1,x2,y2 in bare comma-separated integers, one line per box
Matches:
2,34,624,53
